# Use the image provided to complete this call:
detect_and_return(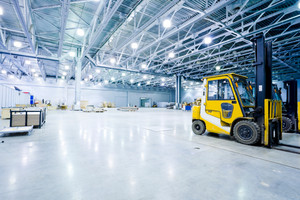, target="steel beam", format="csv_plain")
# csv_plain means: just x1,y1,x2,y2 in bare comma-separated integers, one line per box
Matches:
12,0,35,53
81,0,124,60
120,0,236,65
58,0,70,57
37,60,47,81
113,0,182,52
0,49,59,61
